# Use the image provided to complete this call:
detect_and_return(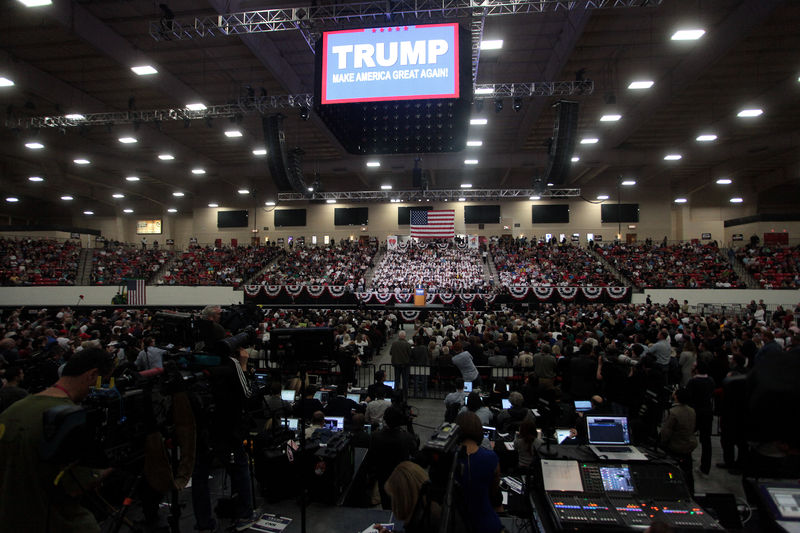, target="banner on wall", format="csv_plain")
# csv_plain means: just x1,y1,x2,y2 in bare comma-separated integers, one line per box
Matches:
732,234,744,241
468,235,478,249
387,235,398,250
